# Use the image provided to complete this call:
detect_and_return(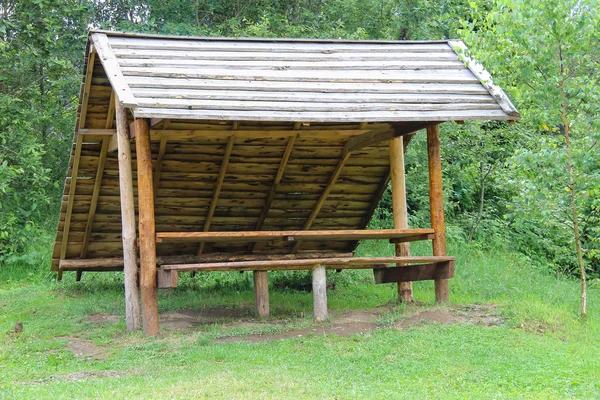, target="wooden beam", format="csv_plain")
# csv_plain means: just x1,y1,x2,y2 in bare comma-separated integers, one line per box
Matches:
117,102,140,332
90,33,138,107
253,271,269,317
343,122,432,154
247,134,297,252
312,265,328,321
150,118,164,127
135,118,159,335
59,134,83,275
292,151,352,252
152,135,168,202
448,40,520,118
80,136,110,258
373,261,454,283
105,92,115,129
162,256,456,272
78,49,96,130
159,228,434,243
58,252,355,270
146,128,369,141
356,132,415,237
390,136,413,302
108,132,119,152
196,135,235,255
427,124,450,303
78,129,116,136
